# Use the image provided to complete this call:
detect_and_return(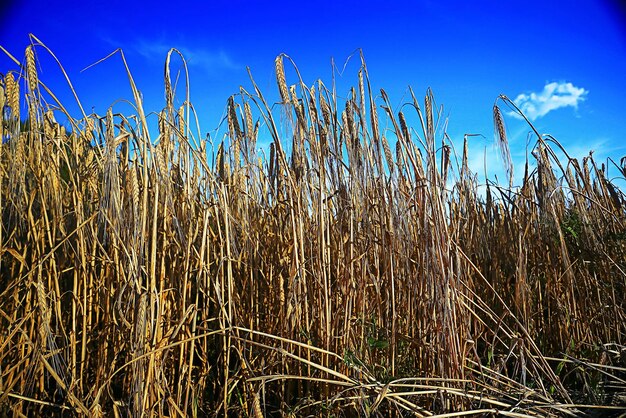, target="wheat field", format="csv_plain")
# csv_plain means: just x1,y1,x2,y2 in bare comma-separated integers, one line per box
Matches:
1,39,625,417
